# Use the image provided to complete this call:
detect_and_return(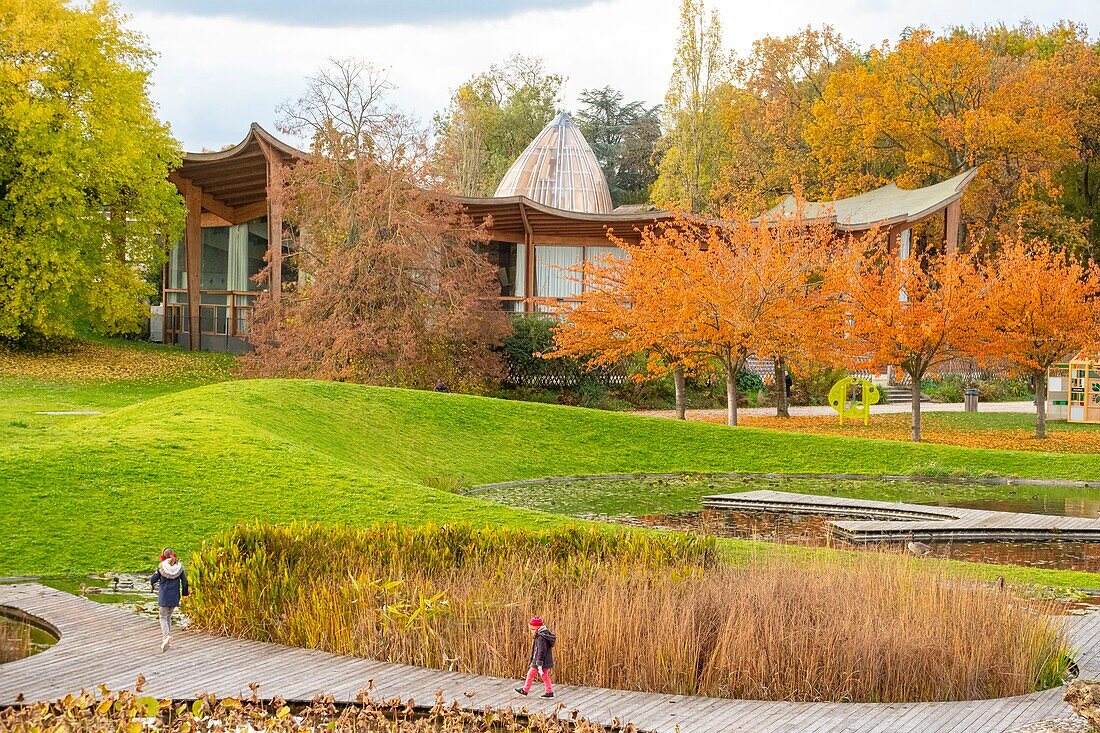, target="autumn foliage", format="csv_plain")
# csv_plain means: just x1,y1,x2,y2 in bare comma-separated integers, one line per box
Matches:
830,239,990,442
552,205,839,426
243,61,508,389
981,236,1100,437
